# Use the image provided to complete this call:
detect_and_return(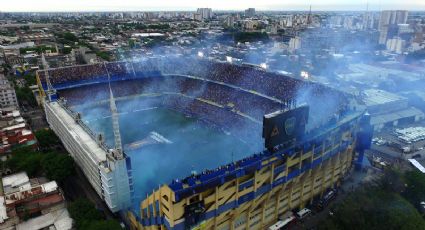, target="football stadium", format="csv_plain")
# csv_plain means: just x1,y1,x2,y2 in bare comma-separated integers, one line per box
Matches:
36,55,371,230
